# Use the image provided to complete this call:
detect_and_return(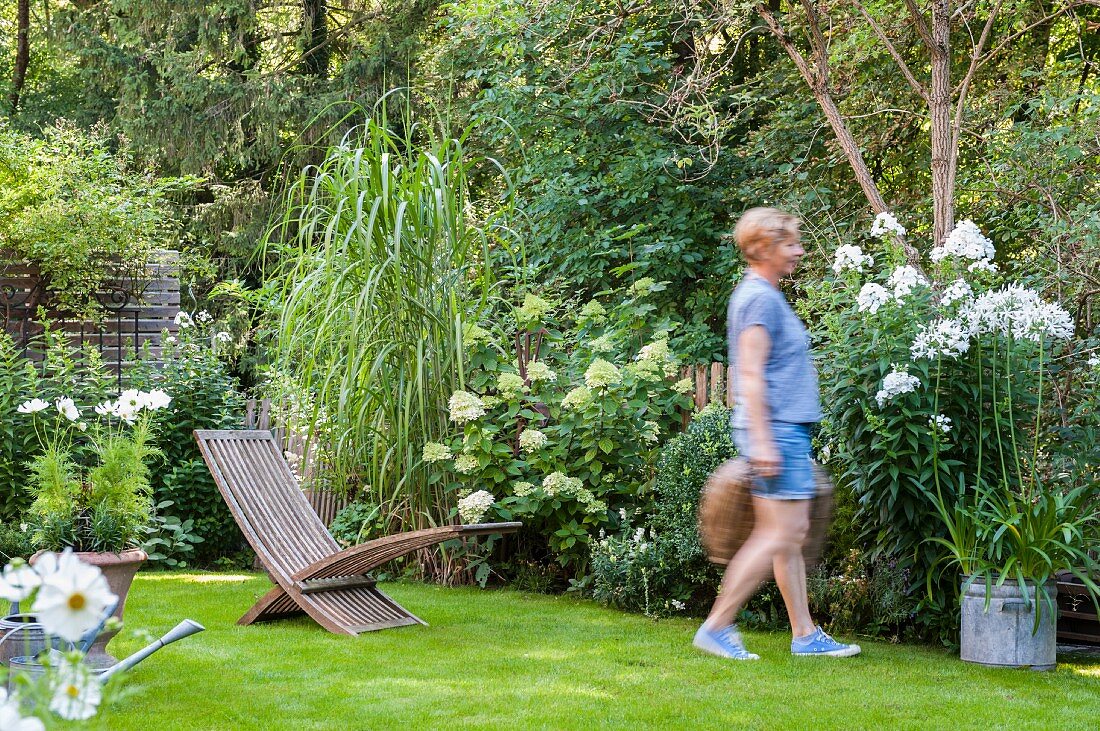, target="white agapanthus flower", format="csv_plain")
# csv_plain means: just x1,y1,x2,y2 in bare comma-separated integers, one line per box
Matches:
457,490,495,524
929,414,953,434
856,283,891,314
910,318,971,360
49,657,102,721
875,367,921,408
518,428,548,454
16,398,49,414
870,211,907,238
940,278,973,307
30,550,117,644
931,219,995,263
832,244,875,274
887,265,928,301
448,391,487,424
